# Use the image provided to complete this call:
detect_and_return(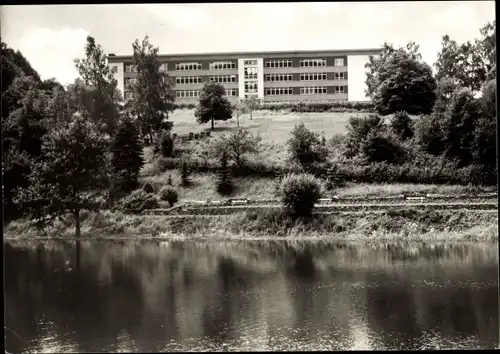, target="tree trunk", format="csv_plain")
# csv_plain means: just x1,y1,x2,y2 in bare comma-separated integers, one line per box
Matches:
75,240,81,270
148,131,153,146
74,210,81,238
237,112,240,127
211,117,214,130
250,110,253,120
